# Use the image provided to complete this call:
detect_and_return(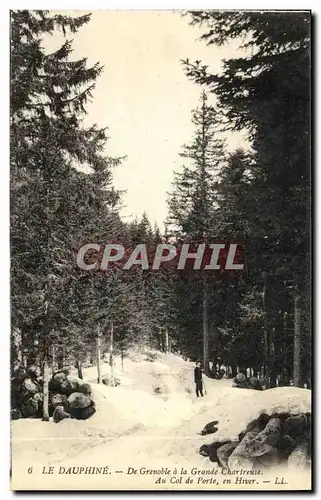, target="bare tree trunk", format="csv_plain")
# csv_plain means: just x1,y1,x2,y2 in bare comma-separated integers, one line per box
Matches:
76,359,83,379
164,327,169,353
293,294,301,387
262,281,270,380
203,276,210,376
57,350,64,370
159,328,164,352
283,310,288,372
42,353,50,421
121,348,124,371
109,321,115,386
262,276,277,387
51,344,56,374
22,350,28,368
96,329,101,384
270,326,277,388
